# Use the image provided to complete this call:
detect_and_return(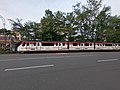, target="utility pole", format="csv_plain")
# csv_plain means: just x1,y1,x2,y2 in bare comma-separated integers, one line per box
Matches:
0,15,6,52
8,19,13,53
